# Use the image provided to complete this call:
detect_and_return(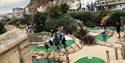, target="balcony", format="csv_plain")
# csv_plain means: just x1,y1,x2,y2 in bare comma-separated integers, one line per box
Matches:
95,0,125,6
